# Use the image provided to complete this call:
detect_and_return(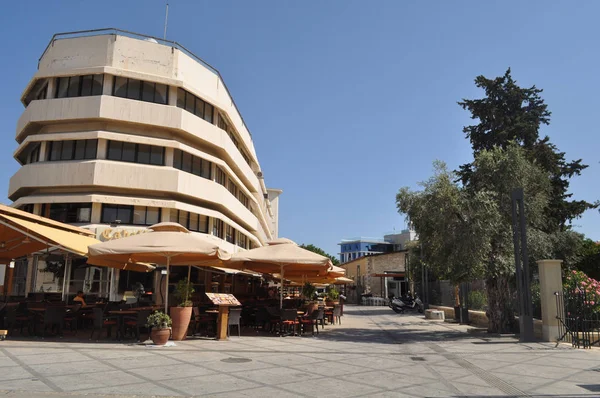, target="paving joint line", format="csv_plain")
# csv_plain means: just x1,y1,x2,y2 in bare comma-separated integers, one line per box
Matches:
73,348,190,396
426,342,531,397
149,348,314,398
0,348,63,393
